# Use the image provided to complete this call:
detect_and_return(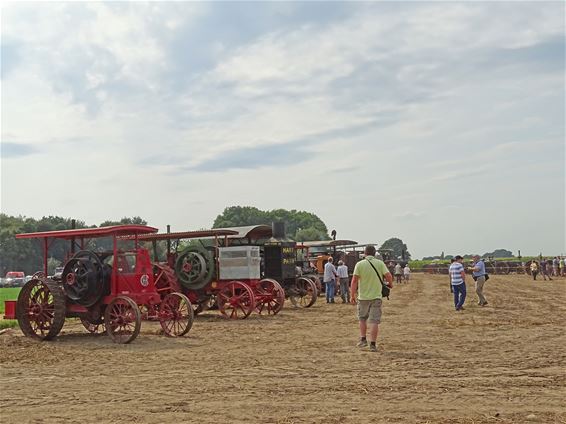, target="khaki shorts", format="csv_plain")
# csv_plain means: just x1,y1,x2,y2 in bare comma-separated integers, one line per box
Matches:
357,298,382,324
